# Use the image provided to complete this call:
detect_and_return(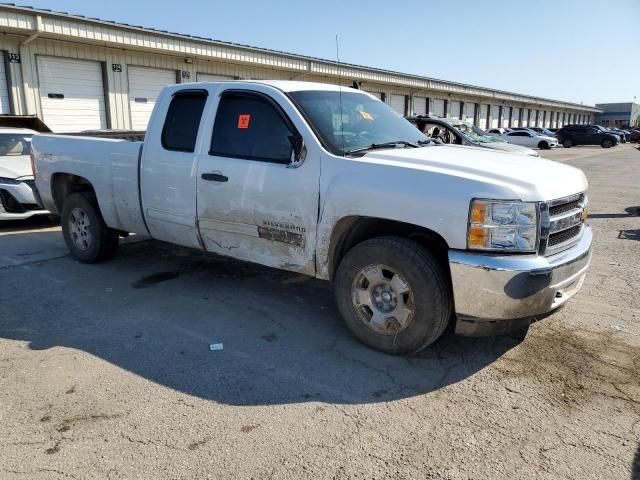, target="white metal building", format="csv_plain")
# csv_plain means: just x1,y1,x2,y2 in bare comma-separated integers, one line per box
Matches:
0,4,601,132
